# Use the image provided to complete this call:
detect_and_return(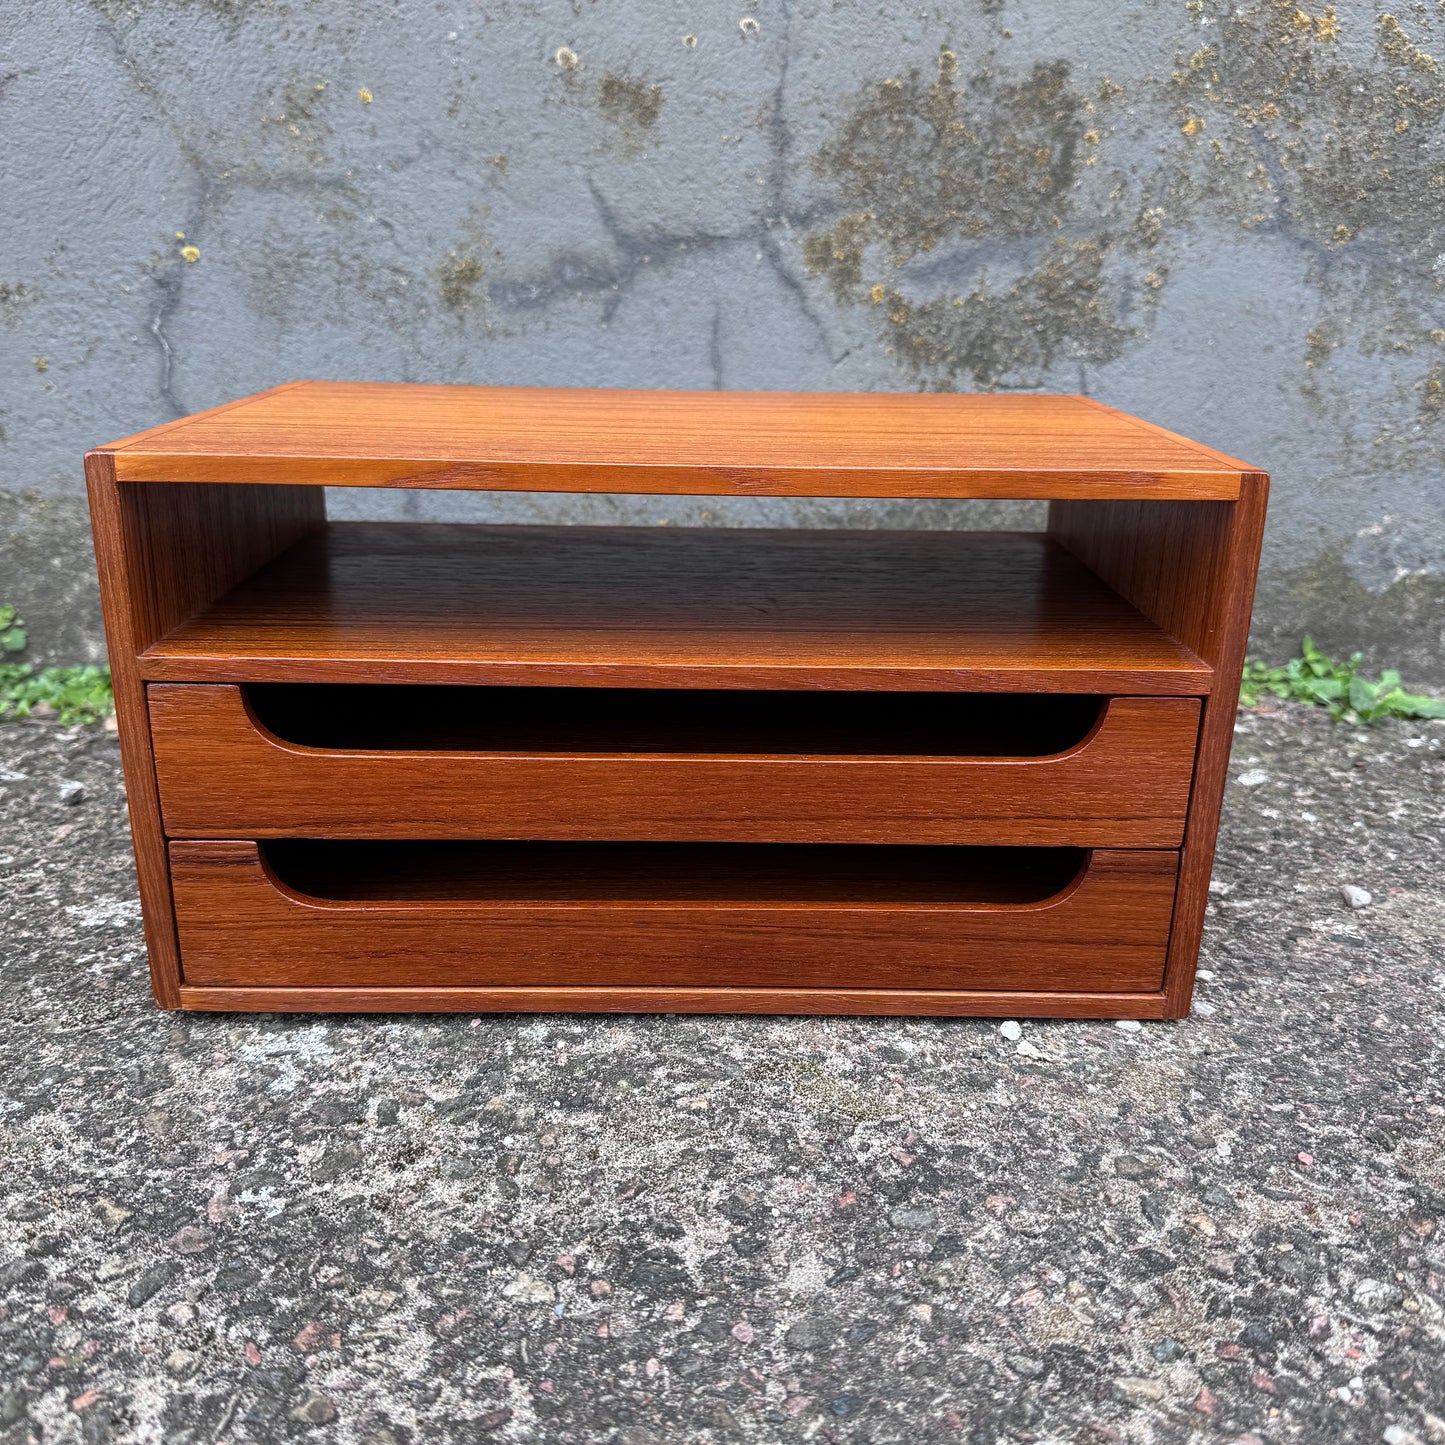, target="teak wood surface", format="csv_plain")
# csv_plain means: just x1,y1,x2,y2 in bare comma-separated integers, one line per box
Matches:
169,840,1177,993
102,382,1253,499
85,458,324,1008
1049,476,1269,1016
149,684,1200,847
138,524,1213,695
85,382,1269,1018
